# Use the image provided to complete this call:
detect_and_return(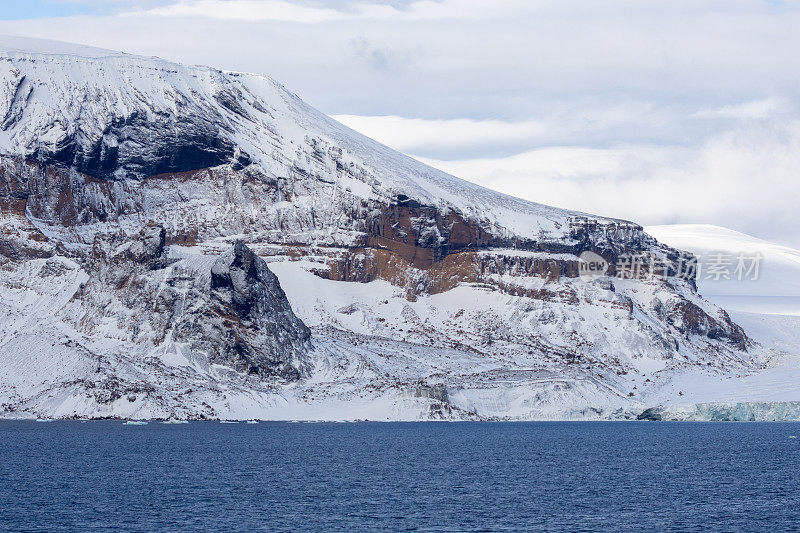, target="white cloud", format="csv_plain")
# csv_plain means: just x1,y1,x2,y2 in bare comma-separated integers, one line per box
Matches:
6,0,800,115
693,98,788,119
416,120,800,247
141,0,350,22
136,0,545,22
333,115,550,156
134,0,800,23
333,98,789,159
